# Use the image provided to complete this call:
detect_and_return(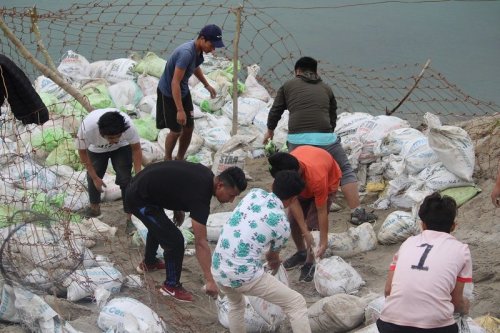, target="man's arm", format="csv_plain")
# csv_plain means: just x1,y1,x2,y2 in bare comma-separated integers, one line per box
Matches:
191,219,218,297
451,281,469,315
130,142,142,174
384,270,395,297
193,67,216,98
265,250,281,274
329,91,338,132
264,85,287,143
171,67,187,126
78,149,105,192
315,203,329,259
